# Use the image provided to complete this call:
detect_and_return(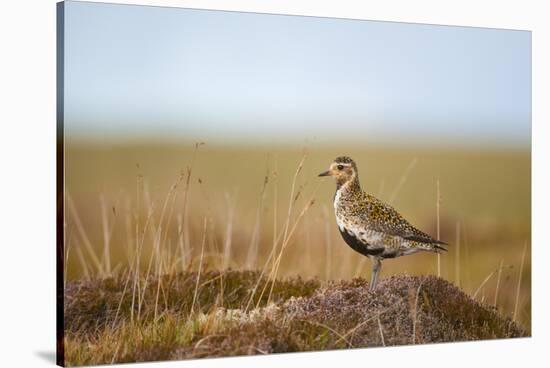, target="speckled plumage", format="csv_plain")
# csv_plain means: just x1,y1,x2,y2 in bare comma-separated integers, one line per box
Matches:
319,156,447,290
